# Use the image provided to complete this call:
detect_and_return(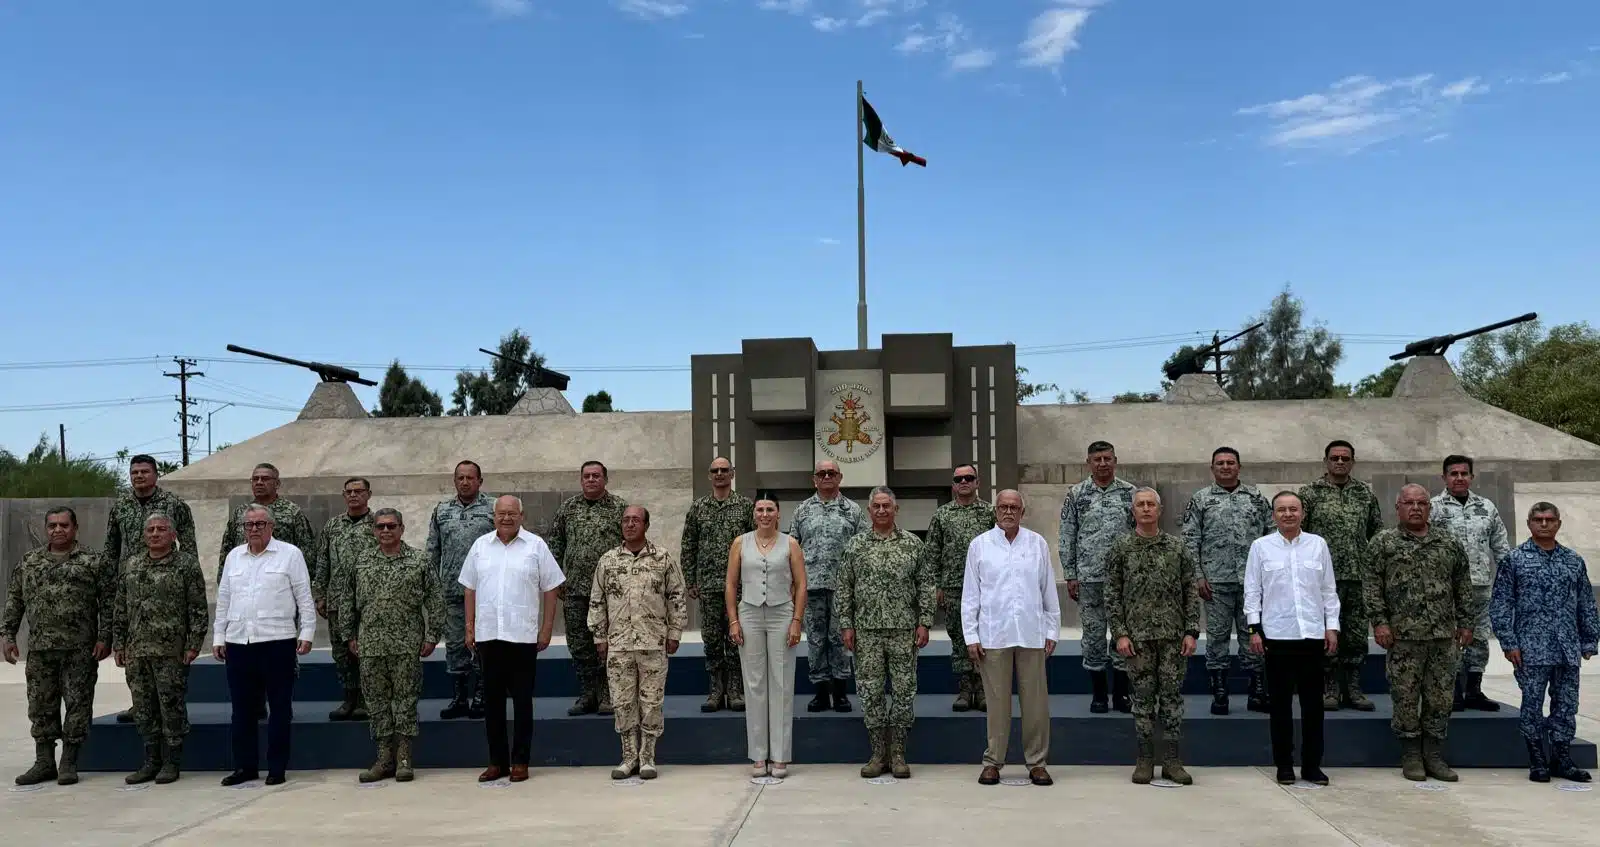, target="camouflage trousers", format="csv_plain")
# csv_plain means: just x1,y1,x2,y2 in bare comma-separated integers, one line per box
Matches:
1203,583,1263,673
699,592,740,677
1076,582,1126,673
25,648,99,745
1515,663,1581,746
855,629,917,730
327,610,360,695
804,590,853,683
1458,585,1492,674
941,588,972,676
606,649,667,738
442,596,478,677
127,656,190,746
361,654,423,739
1326,580,1369,672
565,595,603,700
1127,639,1186,747
1387,638,1458,740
